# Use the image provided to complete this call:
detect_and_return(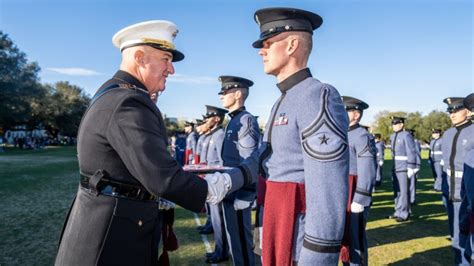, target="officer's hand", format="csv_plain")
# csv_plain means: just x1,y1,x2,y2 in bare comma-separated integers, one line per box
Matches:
378,160,384,166
205,172,231,205
233,199,252,211
407,168,415,179
158,198,176,210
350,202,364,213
